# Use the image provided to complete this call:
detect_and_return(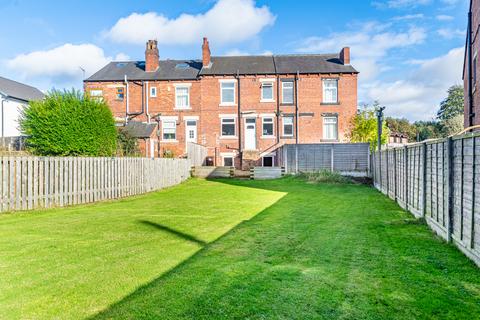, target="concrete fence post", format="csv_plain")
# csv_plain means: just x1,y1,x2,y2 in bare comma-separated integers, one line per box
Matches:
404,146,409,210
393,148,397,202
422,142,427,217
446,137,454,242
